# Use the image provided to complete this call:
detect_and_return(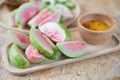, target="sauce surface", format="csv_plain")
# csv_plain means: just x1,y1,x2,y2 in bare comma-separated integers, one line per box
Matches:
83,20,110,31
